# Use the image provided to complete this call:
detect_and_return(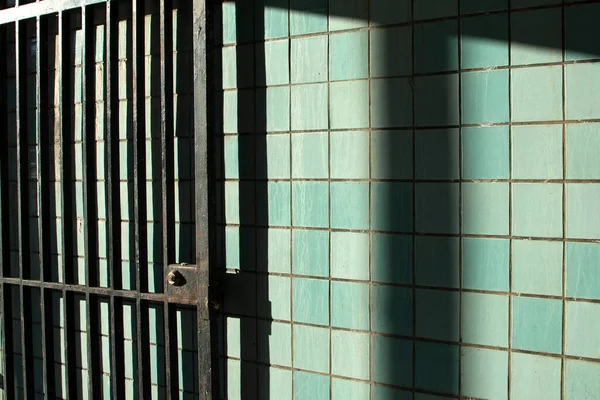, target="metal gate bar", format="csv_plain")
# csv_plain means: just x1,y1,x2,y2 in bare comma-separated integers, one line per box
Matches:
0,0,216,398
